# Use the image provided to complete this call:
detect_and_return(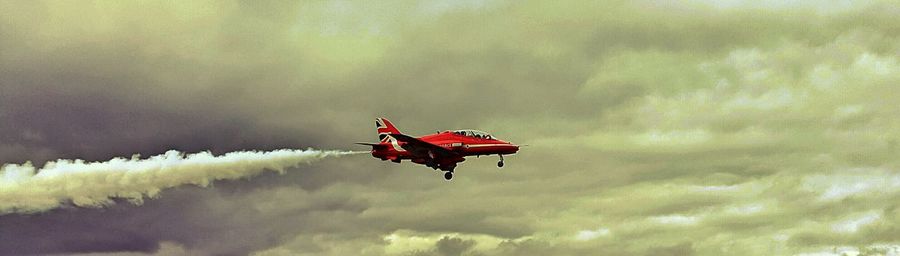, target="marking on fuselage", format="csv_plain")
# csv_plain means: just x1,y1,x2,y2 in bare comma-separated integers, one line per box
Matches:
387,135,406,152
465,144,512,148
